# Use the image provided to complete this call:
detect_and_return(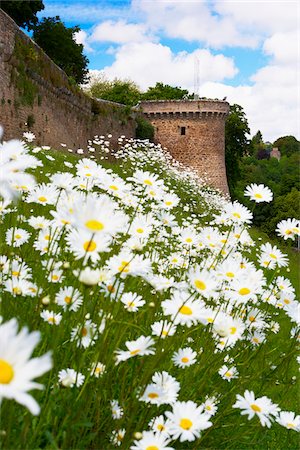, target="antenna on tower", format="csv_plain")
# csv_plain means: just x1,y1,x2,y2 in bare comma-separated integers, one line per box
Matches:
194,56,200,100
